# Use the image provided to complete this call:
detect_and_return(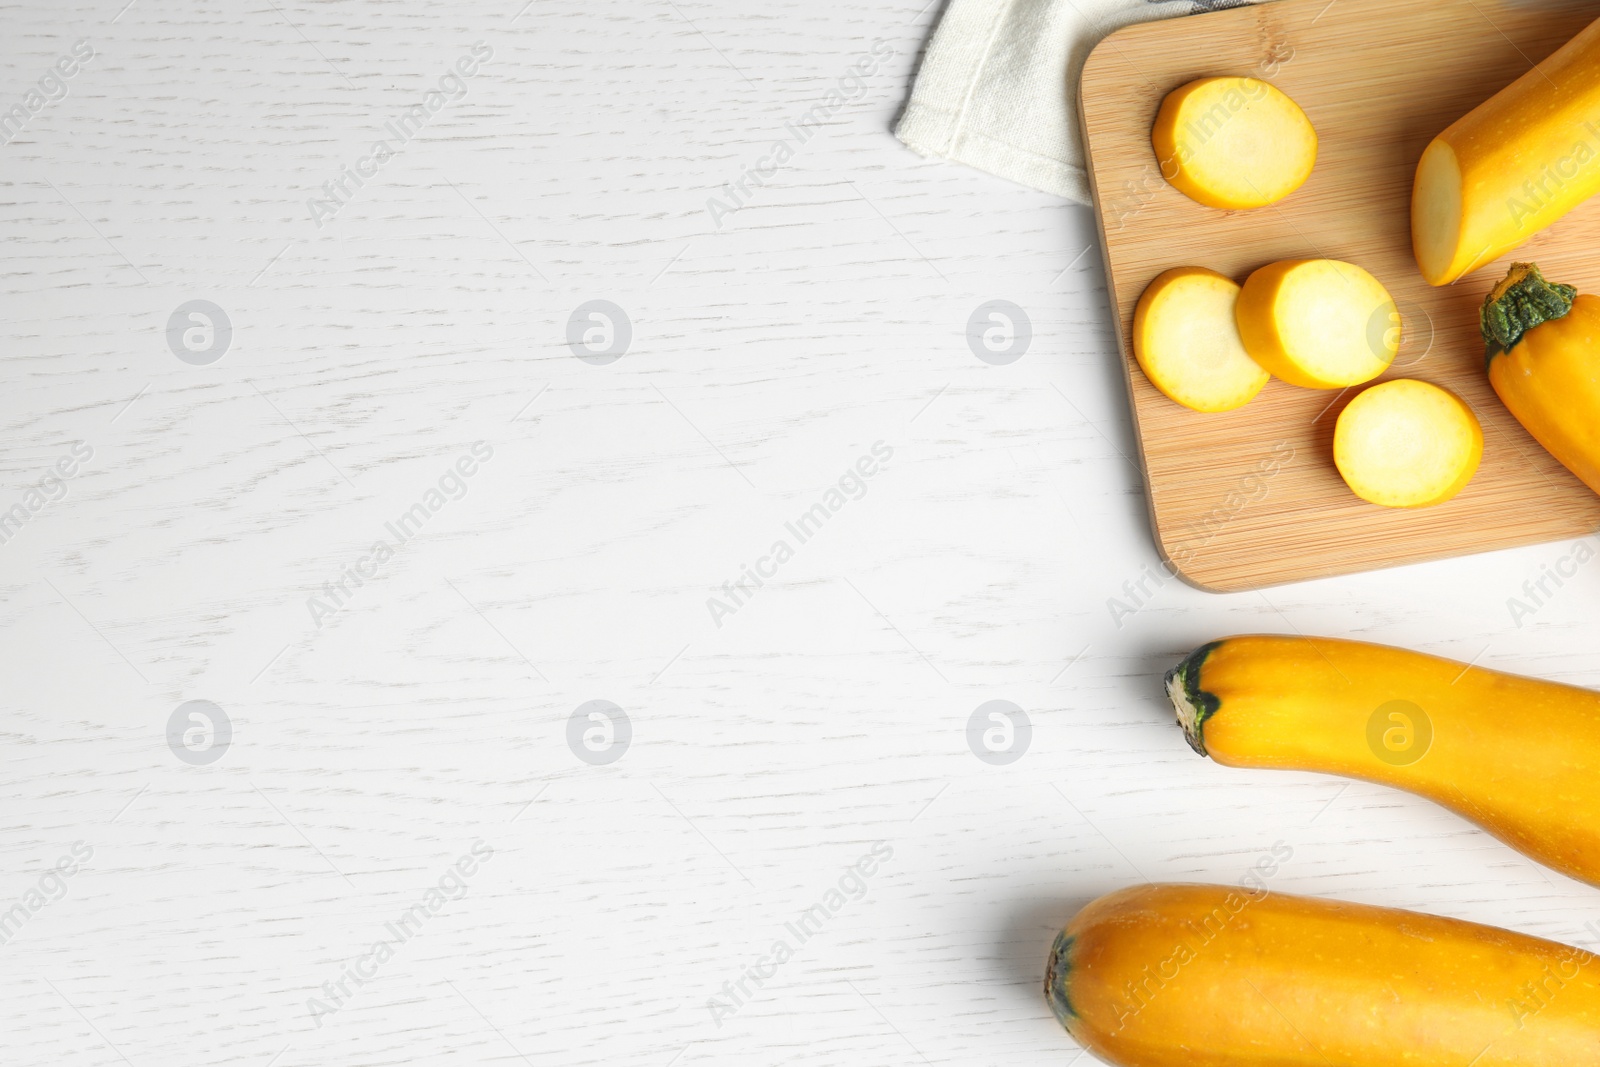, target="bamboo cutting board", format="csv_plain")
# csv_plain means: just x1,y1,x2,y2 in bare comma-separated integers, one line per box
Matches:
1080,0,1600,591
